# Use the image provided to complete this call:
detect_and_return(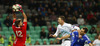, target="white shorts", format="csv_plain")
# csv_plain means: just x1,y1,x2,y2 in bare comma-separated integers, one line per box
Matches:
61,40,71,46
